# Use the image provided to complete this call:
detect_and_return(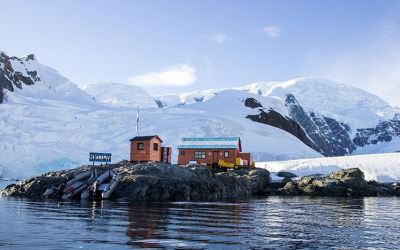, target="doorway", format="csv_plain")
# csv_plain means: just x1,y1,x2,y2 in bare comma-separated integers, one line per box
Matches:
212,151,219,166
